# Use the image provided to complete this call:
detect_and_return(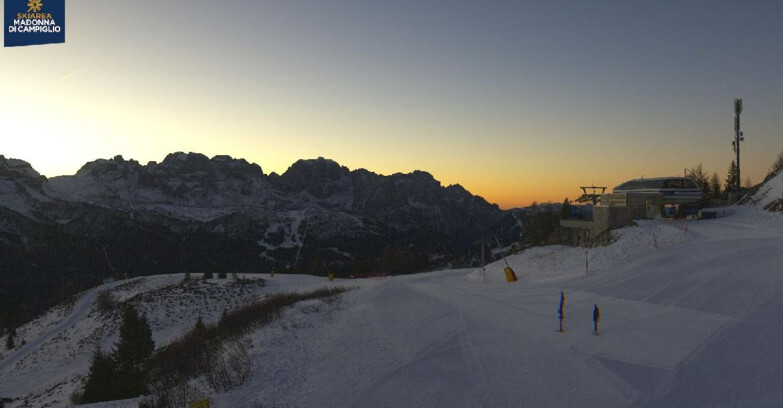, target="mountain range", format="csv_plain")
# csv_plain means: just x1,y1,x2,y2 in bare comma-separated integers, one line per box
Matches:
0,153,518,328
